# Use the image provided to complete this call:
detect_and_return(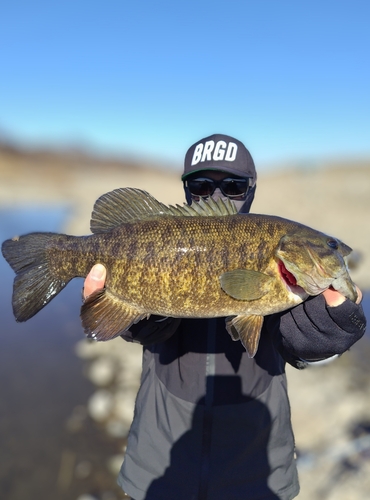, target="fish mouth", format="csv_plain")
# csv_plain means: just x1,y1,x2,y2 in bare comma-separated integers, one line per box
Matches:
278,260,308,297
330,276,358,302
279,258,358,303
